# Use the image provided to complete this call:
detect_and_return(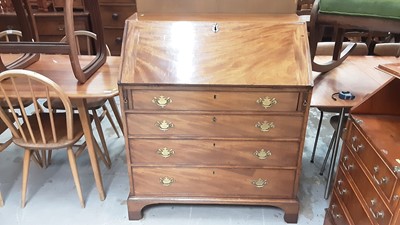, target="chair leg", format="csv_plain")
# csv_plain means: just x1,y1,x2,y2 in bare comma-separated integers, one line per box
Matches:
102,104,120,138
21,149,32,208
320,129,337,175
311,110,324,163
108,97,124,135
0,190,4,207
92,109,112,169
67,147,85,208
